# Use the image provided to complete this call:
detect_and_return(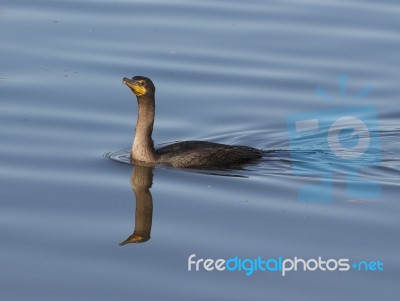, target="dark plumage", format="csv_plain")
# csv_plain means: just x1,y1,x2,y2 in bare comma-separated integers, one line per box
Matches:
123,76,263,168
